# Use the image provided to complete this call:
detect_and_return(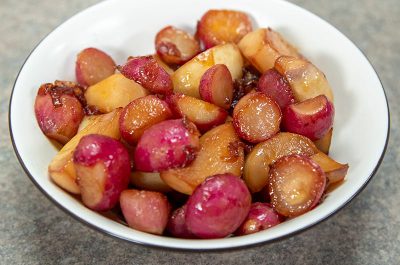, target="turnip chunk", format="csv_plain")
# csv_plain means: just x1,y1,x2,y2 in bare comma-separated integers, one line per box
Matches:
134,119,200,172
73,134,130,211
244,132,318,193
185,174,251,239
120,189,171,235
